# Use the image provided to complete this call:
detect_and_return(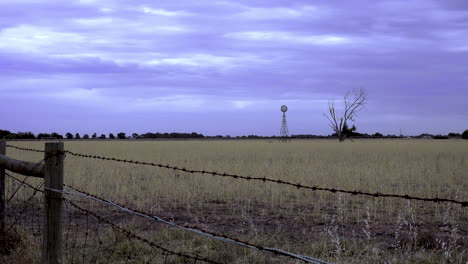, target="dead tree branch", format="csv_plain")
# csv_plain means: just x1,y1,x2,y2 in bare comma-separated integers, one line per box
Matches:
323,88,368,142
